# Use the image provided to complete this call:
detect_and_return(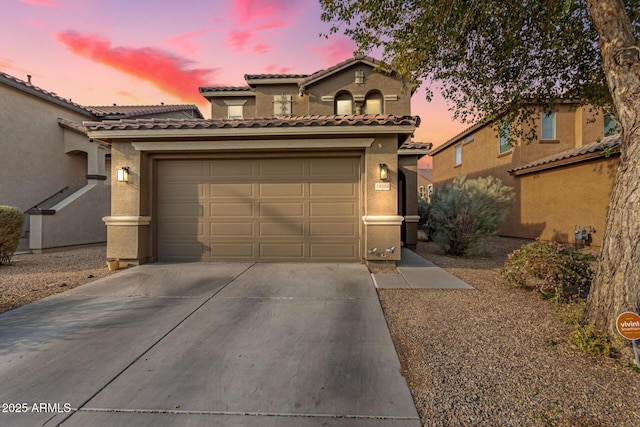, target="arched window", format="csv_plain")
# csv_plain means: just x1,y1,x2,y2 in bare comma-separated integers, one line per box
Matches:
335,92,353,115
364,91,383,114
